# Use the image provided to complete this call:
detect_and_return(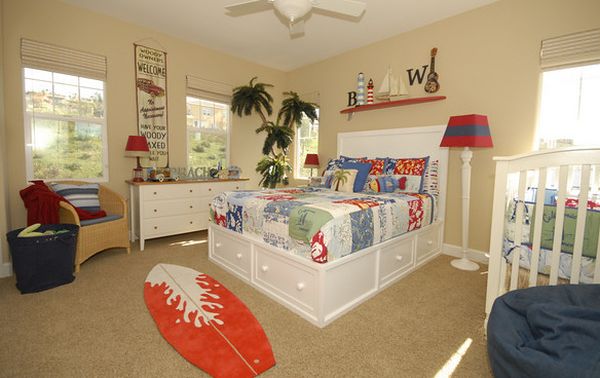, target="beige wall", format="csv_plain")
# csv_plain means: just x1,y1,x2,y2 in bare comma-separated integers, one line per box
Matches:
287,0,600,252
1,0,286,263
1,0,600,265
0,0,10,271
